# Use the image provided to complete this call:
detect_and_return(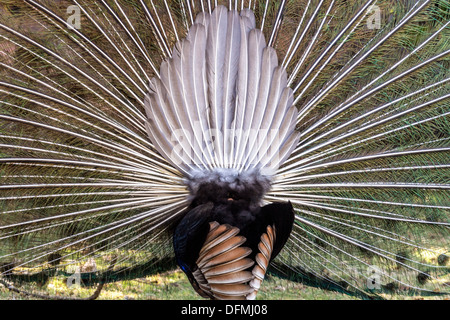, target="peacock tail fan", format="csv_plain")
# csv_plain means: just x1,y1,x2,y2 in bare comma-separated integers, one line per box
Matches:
0,0,449,300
